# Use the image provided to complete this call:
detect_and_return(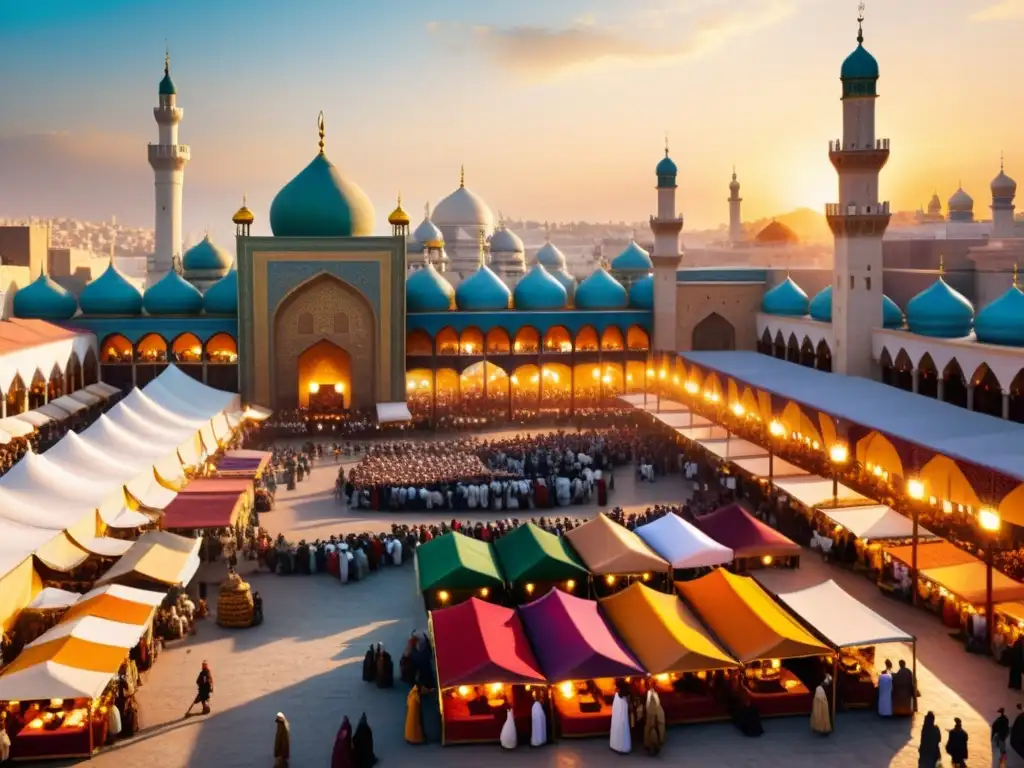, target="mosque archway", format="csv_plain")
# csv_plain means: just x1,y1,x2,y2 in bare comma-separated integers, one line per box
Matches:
892,349,914,392
135,333,168,387
575,326,599,352
970,363,1002,417
406,330,434,356
758,329,773,356
205,333,239,392
436,327,459,355
799,338,816,368
625,361,647,393
459,327,484,356
626,326,650,352
692,313,736,352
27,370,46,410
170,332,204,382
297,340,352,410
917,353,938,399
485,328,511,355
46,363,65,403
513,327,540,354
574,363,601,405
815,340,832,372
1010,370,1024,423
82,347,99,387
100,334,134,391
600,327,624,352
786,333,800,364
543,326,572,354
773,331,786,360
66,352,82,393
406,368,434,416
5,375,26,416
942,358,967,407
539,363,571,407
432,369,459,413
511,365,540,410
458,361,508,410
879,348,894,386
